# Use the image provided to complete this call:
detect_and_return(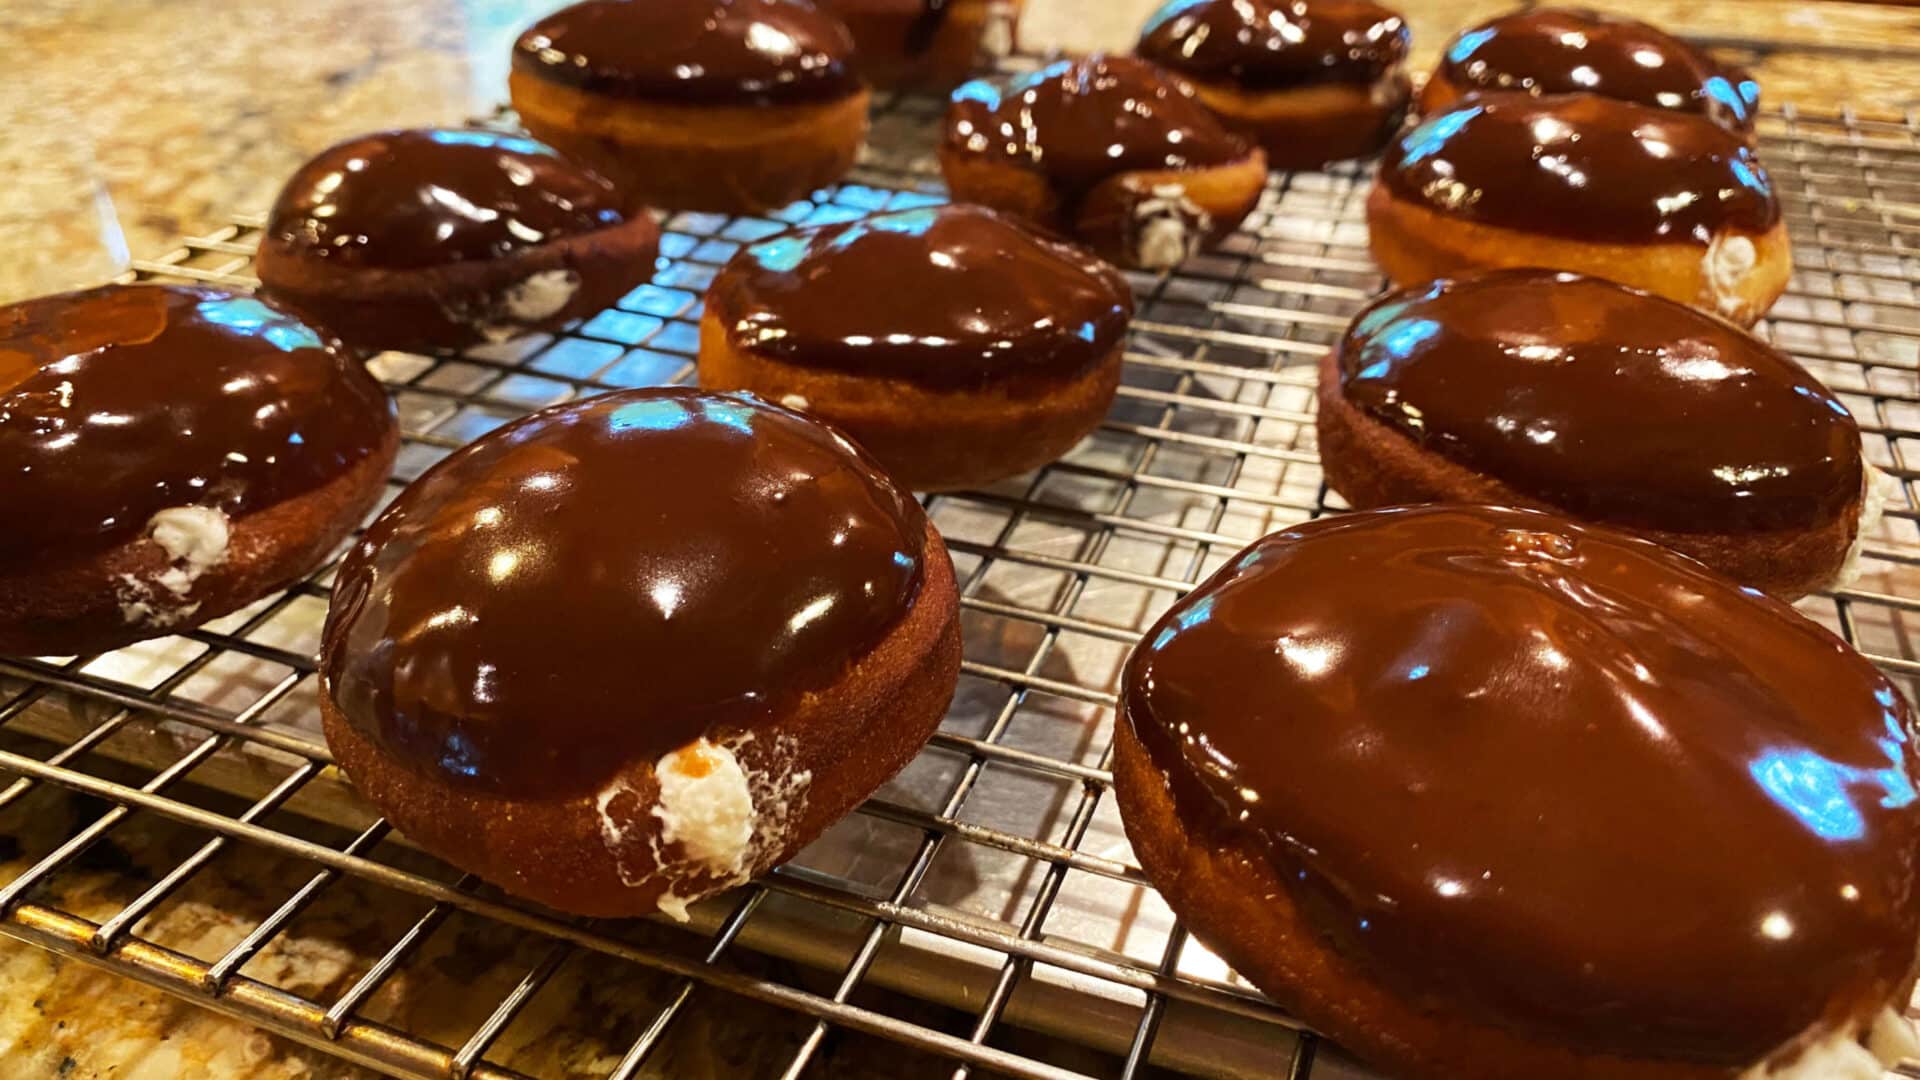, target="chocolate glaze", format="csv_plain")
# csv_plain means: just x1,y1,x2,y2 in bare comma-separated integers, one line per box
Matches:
1126,504,1920,1065
1379,92,1778,244
513,0,862,106
0,284,394,569
1137,0,1409,90
709,205,1134,389
321,388,927,798
945,54,1252,201
263,129,627,271
1338,271,1861,533
906,0,951,55
1437,7,1759,133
